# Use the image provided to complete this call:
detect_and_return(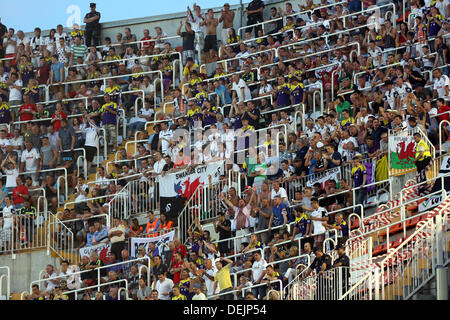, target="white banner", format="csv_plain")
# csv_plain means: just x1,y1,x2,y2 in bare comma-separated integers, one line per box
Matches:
439,155,450,174
130,231,175,258
79,242,111,263
306,167,341,188
158,161,224,198
418,191,450,212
